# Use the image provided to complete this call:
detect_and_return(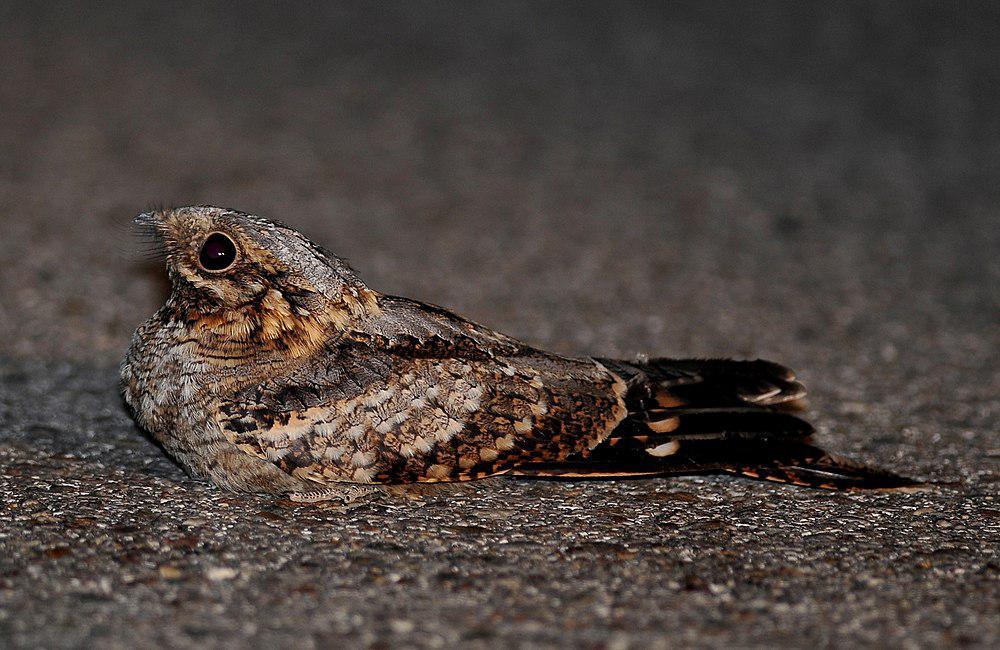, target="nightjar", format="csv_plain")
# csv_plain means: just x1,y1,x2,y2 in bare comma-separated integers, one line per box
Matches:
121,206,914,503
